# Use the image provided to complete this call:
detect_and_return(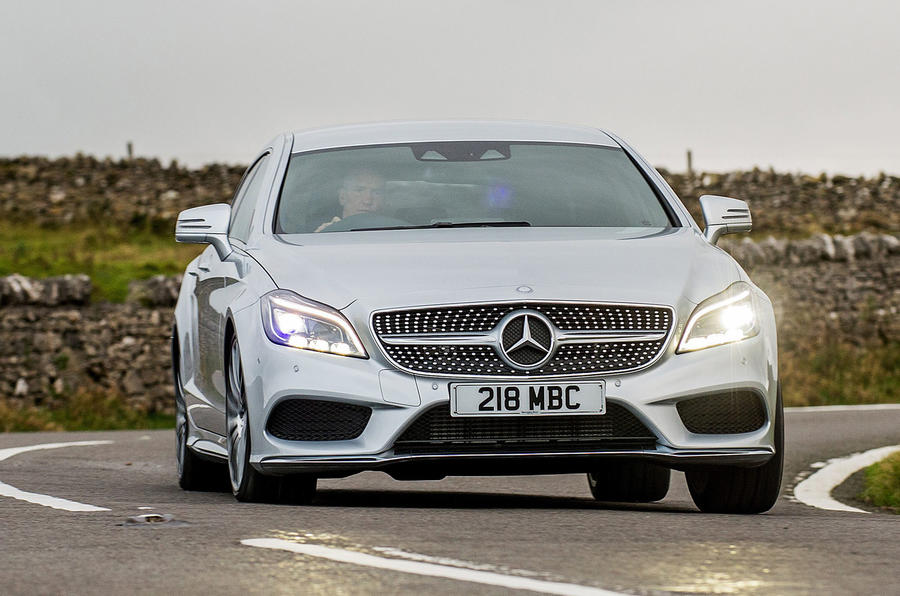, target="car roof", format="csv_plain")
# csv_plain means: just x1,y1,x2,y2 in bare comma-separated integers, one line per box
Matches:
289,120,620,153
